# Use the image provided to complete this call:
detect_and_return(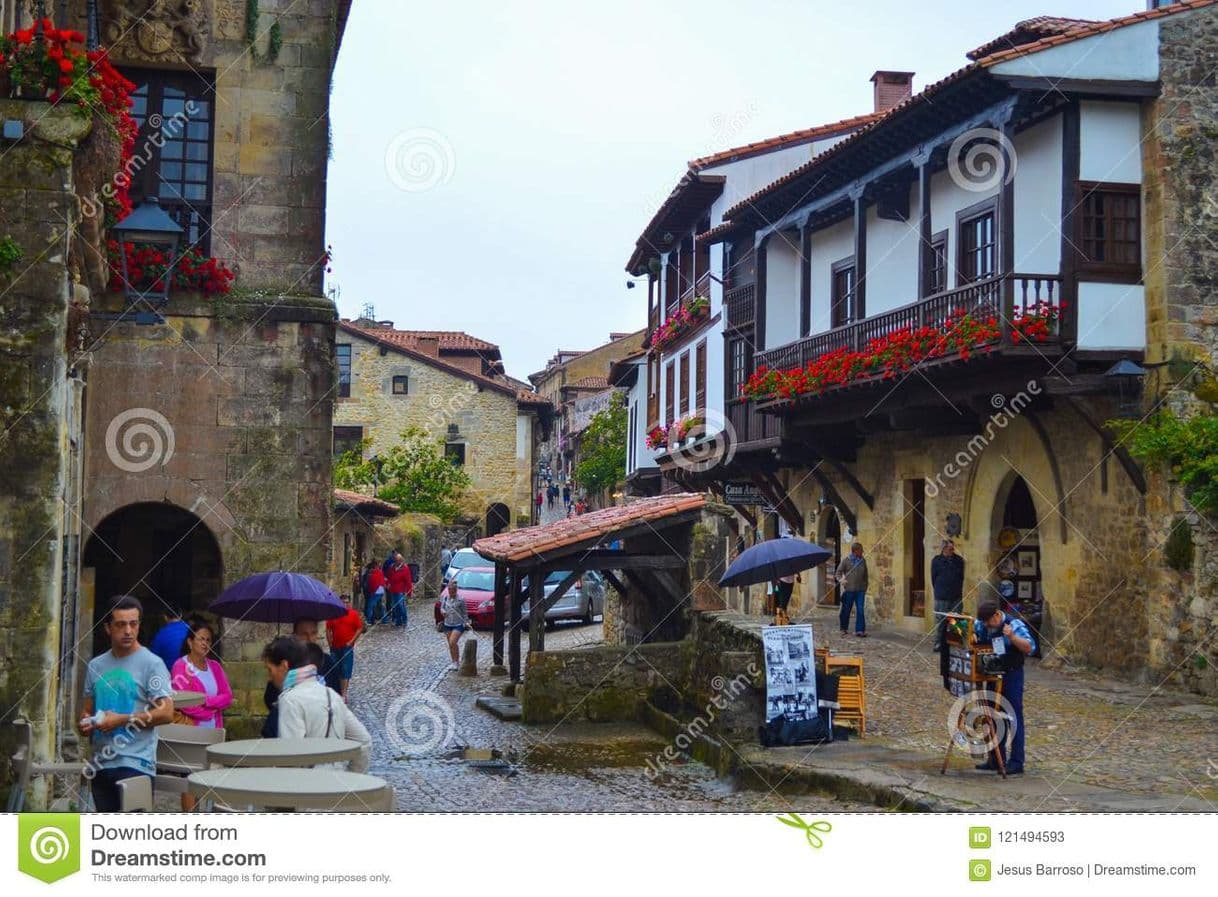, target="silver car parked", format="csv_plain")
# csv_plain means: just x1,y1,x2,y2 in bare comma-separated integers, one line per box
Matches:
521,570,605,627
